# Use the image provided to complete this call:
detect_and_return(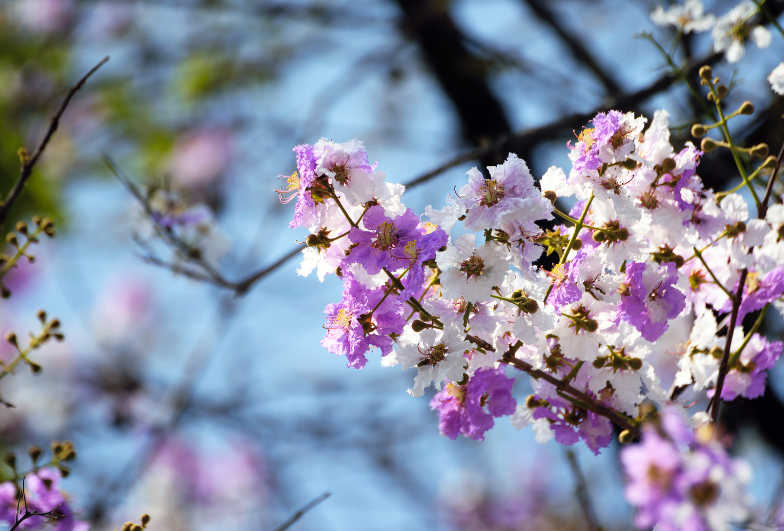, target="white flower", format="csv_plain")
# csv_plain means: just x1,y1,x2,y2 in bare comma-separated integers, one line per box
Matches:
551,293,613,362
395,324,470,397
713,1,770,63
436,234,509,302
768,62,784,95
651,0,715,33
510,405,554,443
